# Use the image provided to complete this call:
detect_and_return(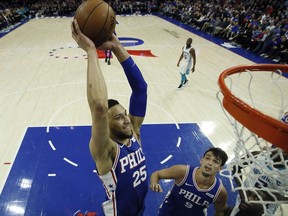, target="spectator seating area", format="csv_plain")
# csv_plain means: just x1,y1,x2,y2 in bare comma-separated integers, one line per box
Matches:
158,0,288,63
1,0,287,63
